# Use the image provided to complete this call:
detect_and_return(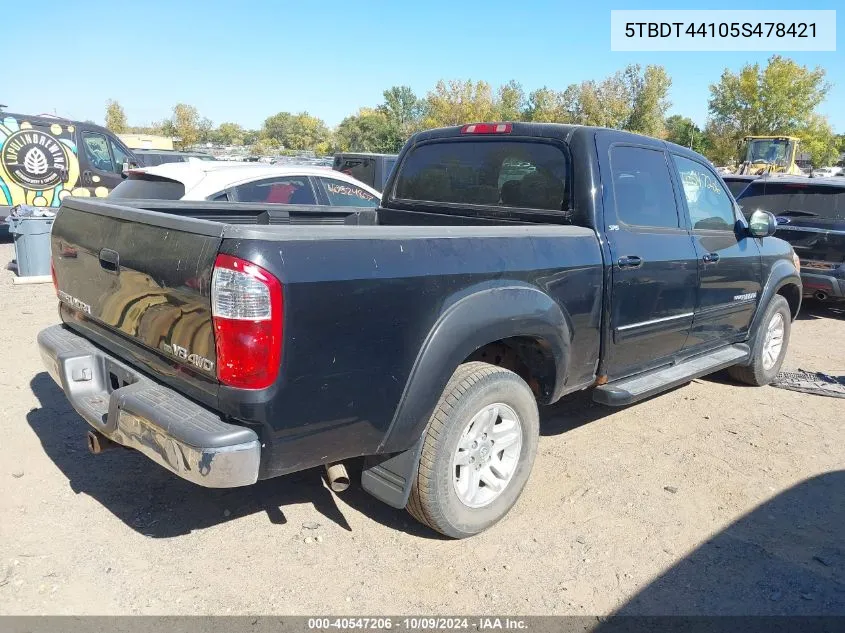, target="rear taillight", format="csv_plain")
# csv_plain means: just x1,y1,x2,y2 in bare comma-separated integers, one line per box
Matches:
50,259,58,295
460,123,513,135
212,254,283,390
